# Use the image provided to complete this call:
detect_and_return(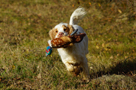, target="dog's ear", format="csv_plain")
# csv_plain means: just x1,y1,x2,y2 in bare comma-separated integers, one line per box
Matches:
49,28,57,39
68,25,75,35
